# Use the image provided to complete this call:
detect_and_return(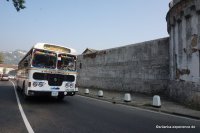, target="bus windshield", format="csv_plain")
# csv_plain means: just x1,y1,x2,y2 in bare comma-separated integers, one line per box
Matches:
32,49,57,69
57,54,76,71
